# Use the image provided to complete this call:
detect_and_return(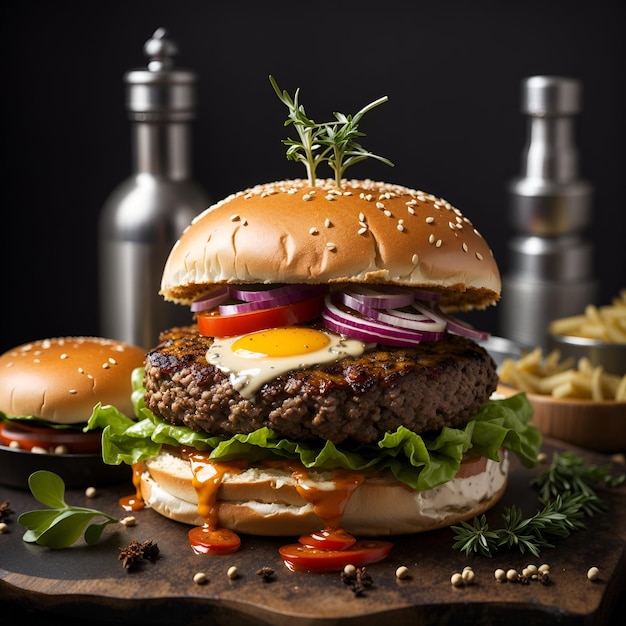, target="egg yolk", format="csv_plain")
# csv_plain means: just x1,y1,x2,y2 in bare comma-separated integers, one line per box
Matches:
231,327,331,358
